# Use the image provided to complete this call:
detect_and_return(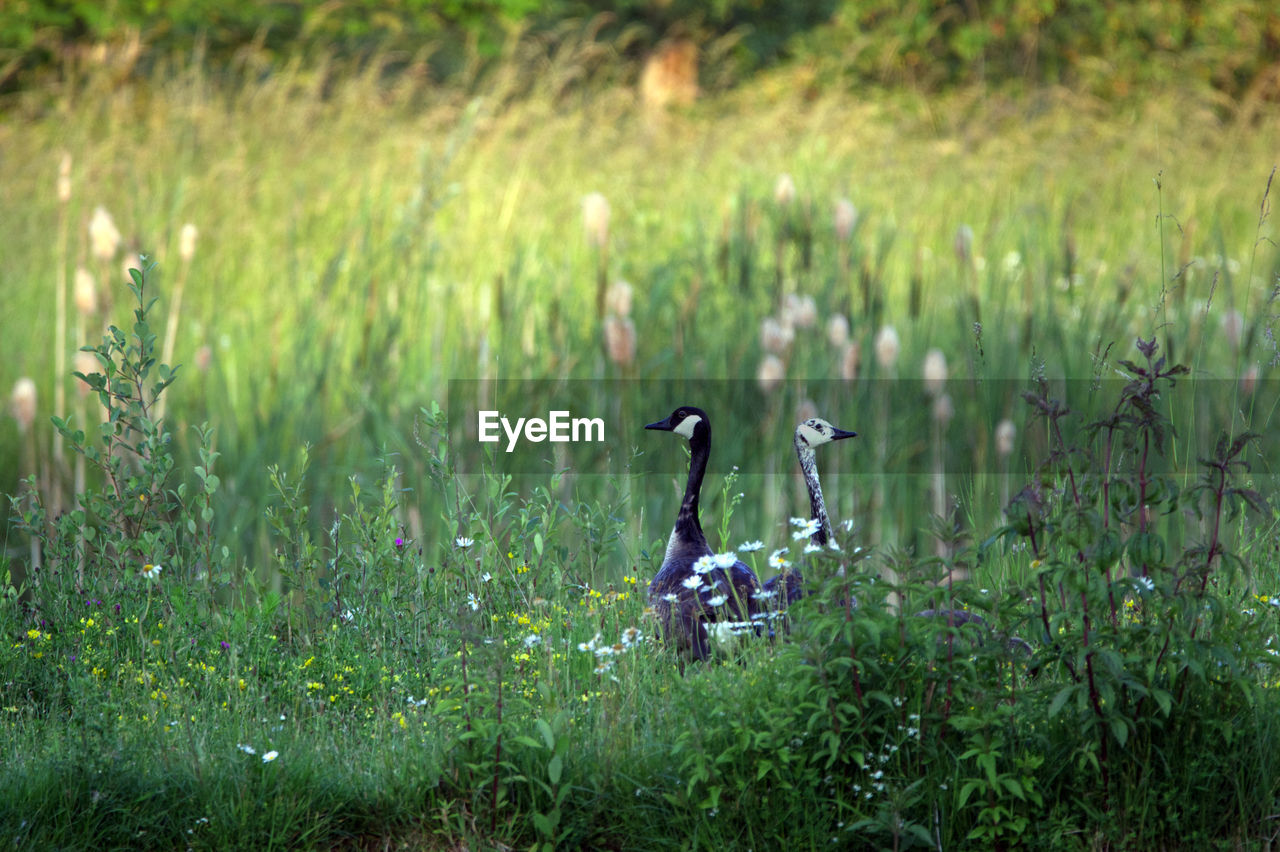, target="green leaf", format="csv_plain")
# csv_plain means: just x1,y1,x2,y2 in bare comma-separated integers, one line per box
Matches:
536,718,554,750
547,754,562,786
1048,685,1075,718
